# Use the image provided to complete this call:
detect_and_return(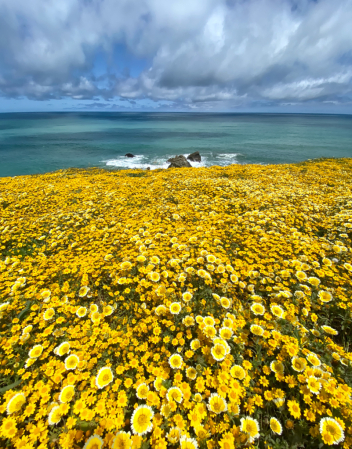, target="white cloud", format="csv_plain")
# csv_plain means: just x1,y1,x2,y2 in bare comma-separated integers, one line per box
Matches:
0,0,351,108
